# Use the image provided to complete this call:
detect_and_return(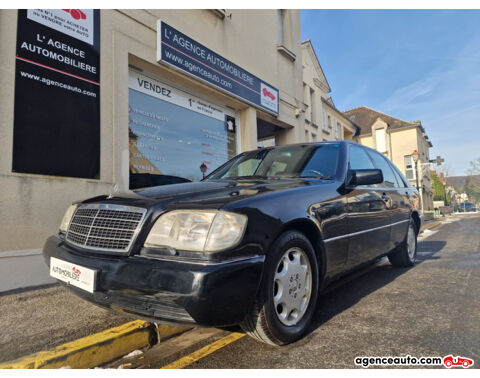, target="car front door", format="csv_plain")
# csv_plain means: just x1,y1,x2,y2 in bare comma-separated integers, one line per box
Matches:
345,145,393,269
